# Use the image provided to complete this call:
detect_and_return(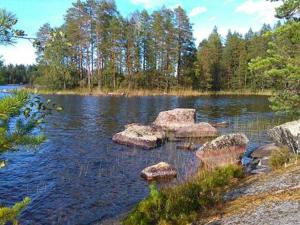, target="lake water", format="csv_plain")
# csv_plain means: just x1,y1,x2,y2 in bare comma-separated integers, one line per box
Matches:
0,91,291,224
